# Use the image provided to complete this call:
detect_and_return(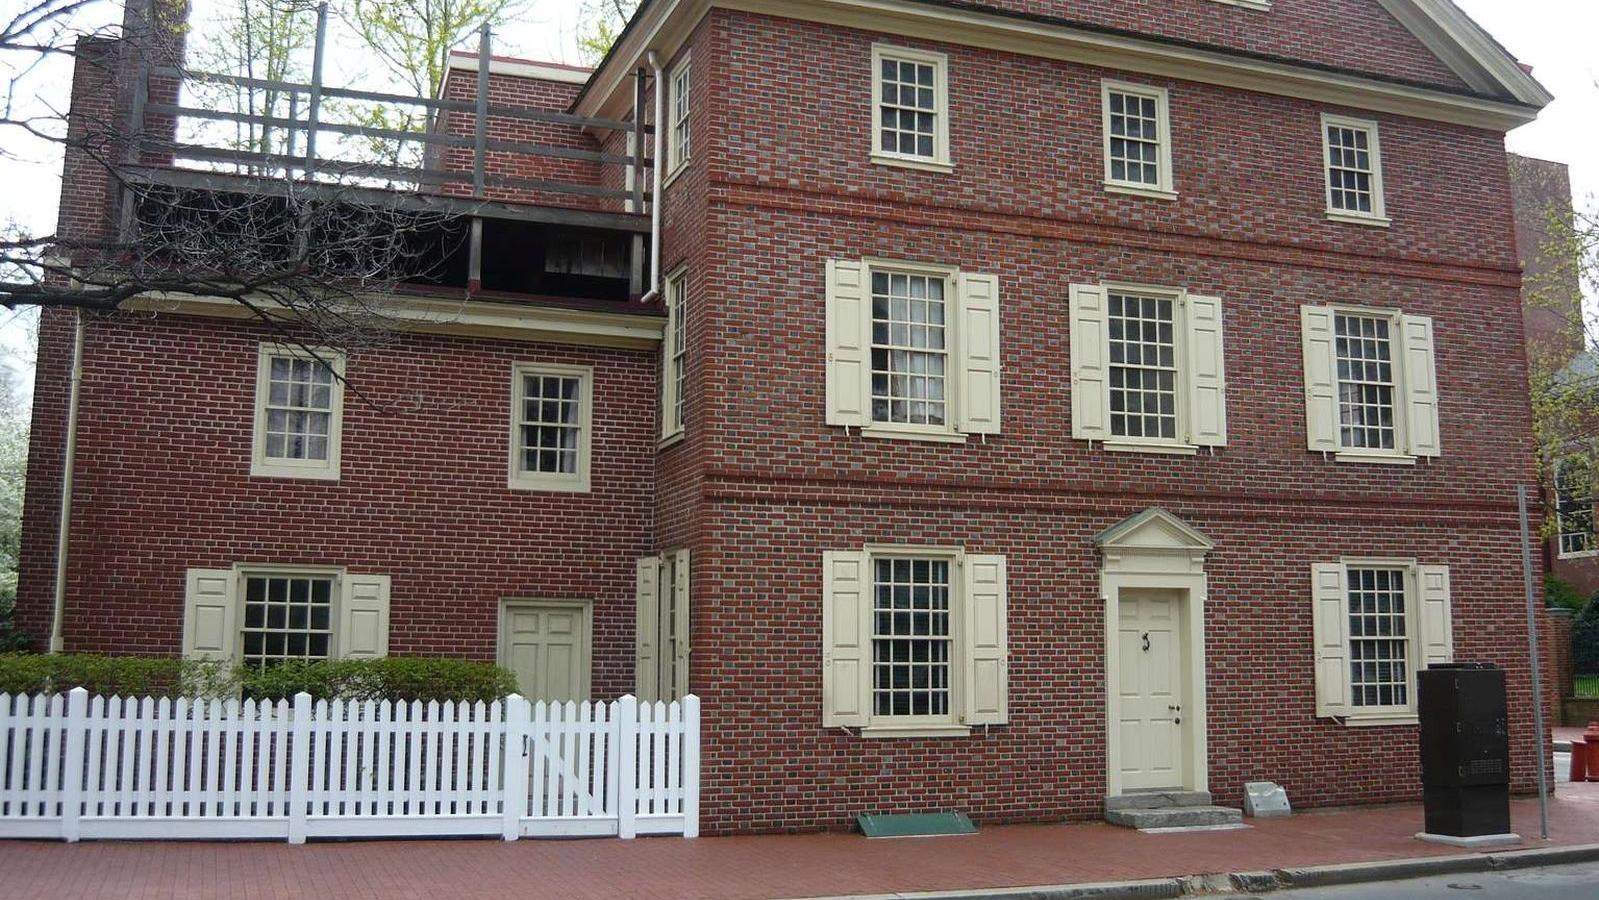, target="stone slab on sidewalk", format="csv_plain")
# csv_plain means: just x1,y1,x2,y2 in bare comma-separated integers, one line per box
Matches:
2,783,1597,900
